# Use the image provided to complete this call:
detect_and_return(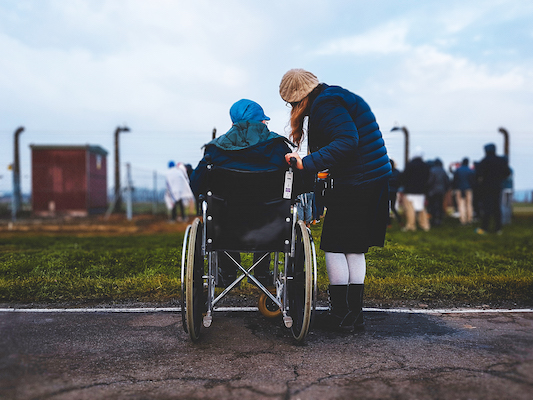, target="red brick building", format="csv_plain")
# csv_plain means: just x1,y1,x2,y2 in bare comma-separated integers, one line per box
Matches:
31,145,108,216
